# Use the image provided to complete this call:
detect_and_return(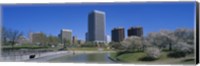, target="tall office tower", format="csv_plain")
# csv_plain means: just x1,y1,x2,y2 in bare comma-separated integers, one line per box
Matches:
128,26,143,37
111,27,125,42
72,36,78,44
88,10,106,43
85,32,88,42
60,29,72,44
